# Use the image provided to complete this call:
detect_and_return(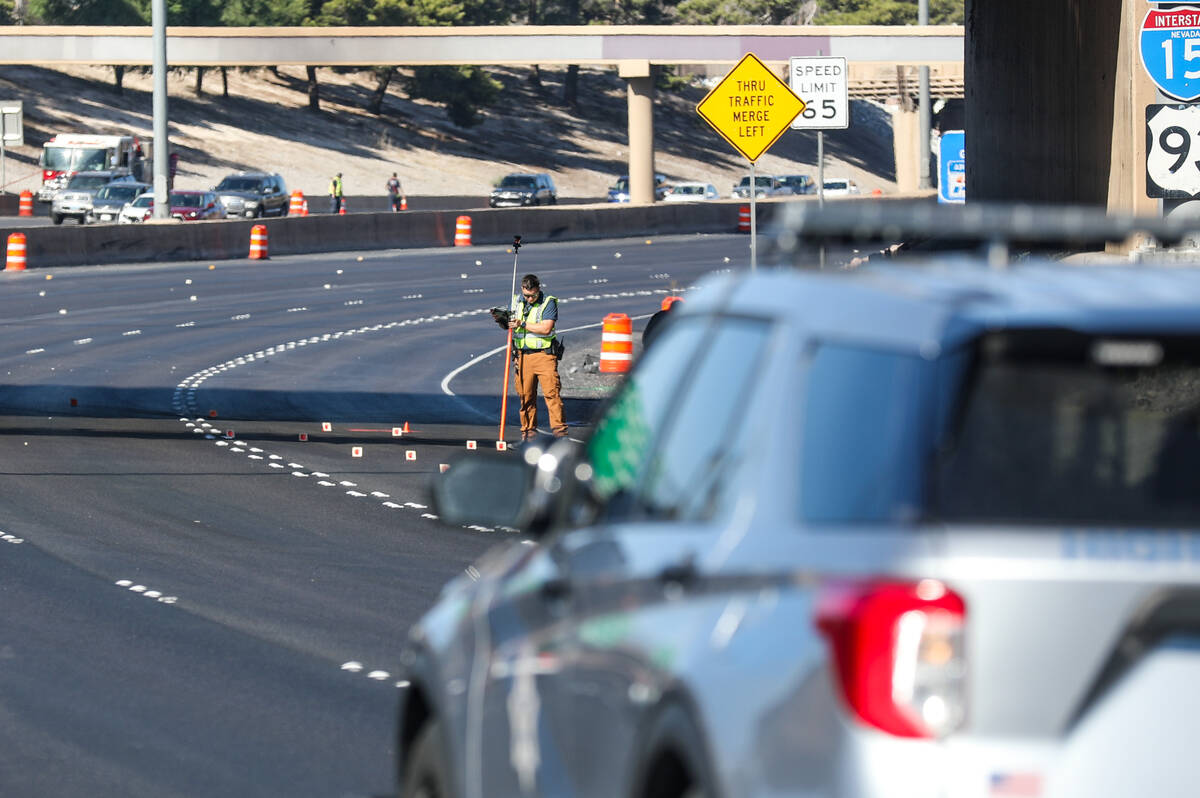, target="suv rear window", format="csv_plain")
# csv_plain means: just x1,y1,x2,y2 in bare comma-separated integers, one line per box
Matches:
931,331,1200,525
